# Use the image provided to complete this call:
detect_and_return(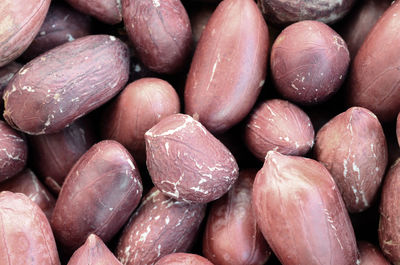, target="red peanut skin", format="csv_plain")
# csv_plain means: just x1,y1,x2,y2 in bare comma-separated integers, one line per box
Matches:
358,241,391,265
315,107,388,213
65,0,122,24
68,234,122,265
271,20,349,105
22,2,92,61
184,0,269,134
123,0,192,74
155,253,214,265
0,191,60,265
379,159,400,264
51,140,143,251
0,169,55,220
245,99,314,160
203,169,270,265
0,0,50,67
145,113,239,203
3,35,129,135
116,188,206,265
348,0,400,122
337,0,390,59
258,0,356,25
0,120,27,182
102,78,180,163
29,117,96,194
252,151,359,265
